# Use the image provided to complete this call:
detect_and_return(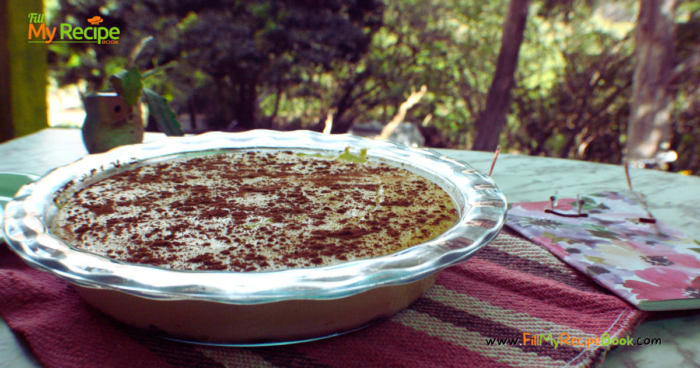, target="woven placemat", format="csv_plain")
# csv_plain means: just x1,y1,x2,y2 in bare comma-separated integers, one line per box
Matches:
0,231,646,368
